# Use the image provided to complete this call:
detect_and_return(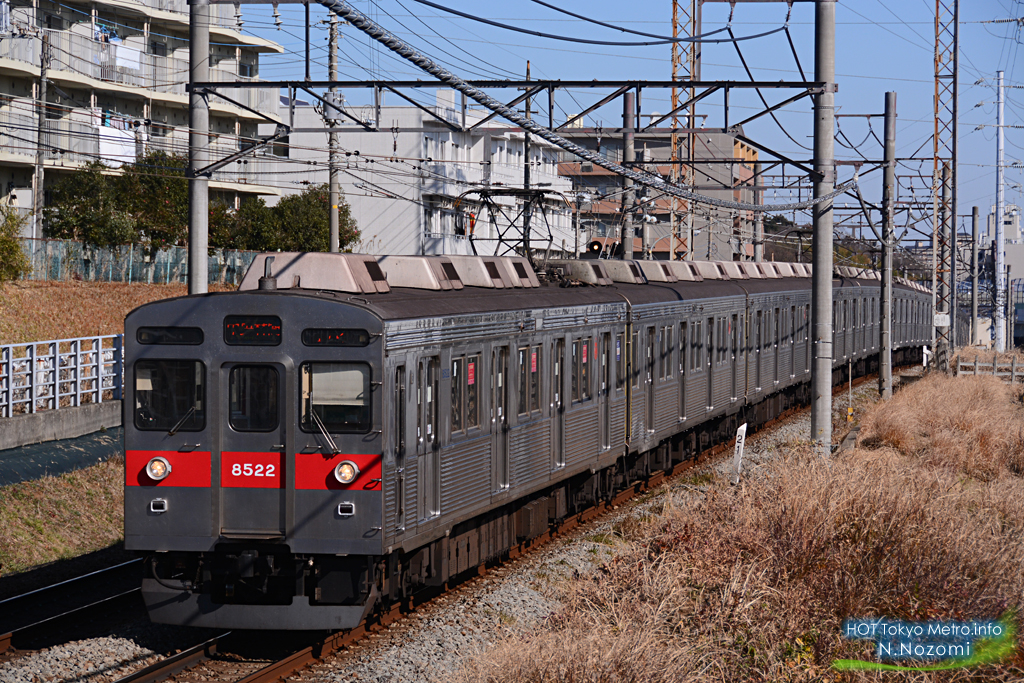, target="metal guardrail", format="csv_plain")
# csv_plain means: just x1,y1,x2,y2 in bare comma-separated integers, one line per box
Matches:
0,335,123,418
956,355,1024,383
